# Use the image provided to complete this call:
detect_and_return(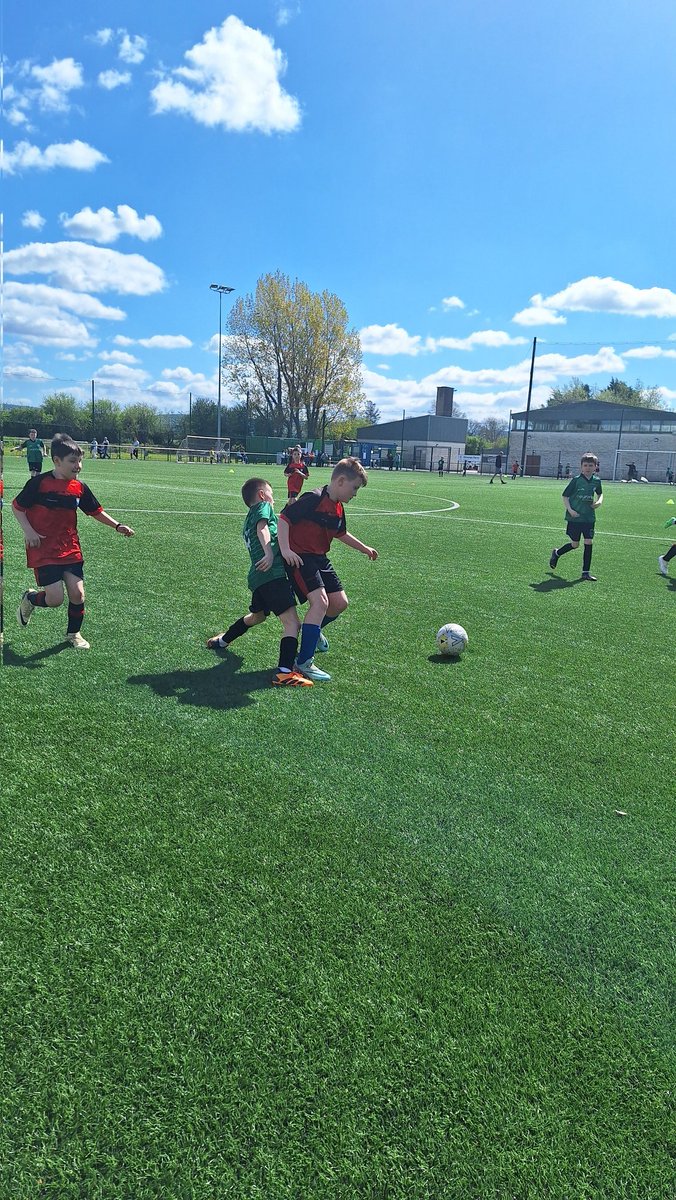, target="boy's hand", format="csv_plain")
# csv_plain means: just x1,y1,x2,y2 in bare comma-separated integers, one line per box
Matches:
362,546,378,560
282,549,303,568
567,508,579,519
255,549,274,572
116,524,135,537
24,528,44,548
